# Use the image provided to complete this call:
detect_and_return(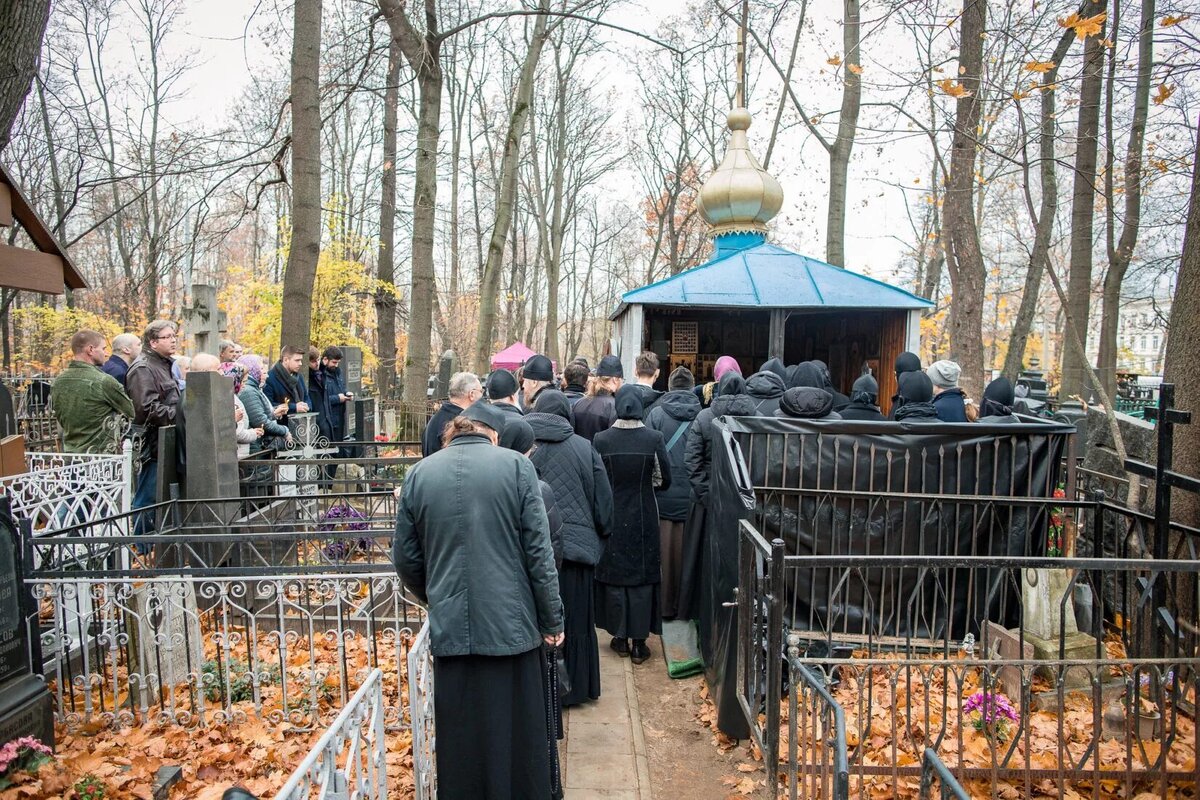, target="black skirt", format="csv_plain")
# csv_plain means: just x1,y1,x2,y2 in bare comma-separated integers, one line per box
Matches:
559,559,601,706
675,502,708,621
434,647,553,799
595,581,661,640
